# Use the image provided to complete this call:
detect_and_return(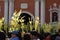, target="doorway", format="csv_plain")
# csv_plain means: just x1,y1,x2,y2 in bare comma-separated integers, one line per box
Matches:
19,13,33,25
